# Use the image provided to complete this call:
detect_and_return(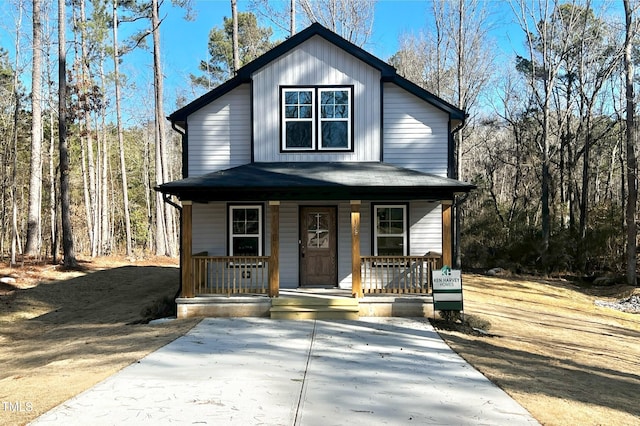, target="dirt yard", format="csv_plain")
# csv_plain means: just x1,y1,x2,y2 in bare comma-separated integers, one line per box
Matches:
0,257,199,426
0,257,638,426
436,274,640,426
